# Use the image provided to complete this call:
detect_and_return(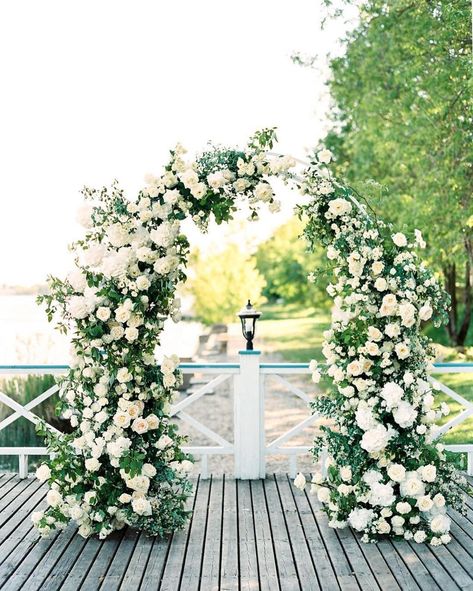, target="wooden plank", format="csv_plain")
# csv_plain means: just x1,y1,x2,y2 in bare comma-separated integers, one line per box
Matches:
220,477,239,591
20,525,78,590
59,537,103,591
100,527,140,590
352,534,400,591
0,477,37,521
251,480,279,591
118,532,154,590
0,481,46,545
40,528,88,591
428,543,473,590
0,474,19,498
391,541,441,591
175,478,210,591
449,510,473,544
305,488,360,591
376,542,421,591
200,476,223,591
335,527,380,591
159,479,199,591
291,480,339,591
238,480,259,591
0,500,54,589
263,475,299,591
138,536,172,590
79,530,125,591
409,542,461,591
275,474,319,590
448,518,473,559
